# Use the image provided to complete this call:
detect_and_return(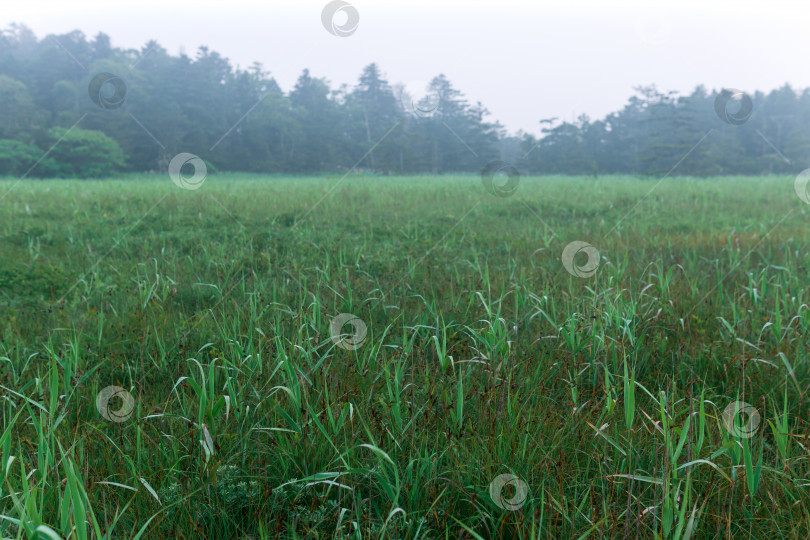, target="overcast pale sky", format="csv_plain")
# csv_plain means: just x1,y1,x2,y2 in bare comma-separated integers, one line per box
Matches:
4,0,808,135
